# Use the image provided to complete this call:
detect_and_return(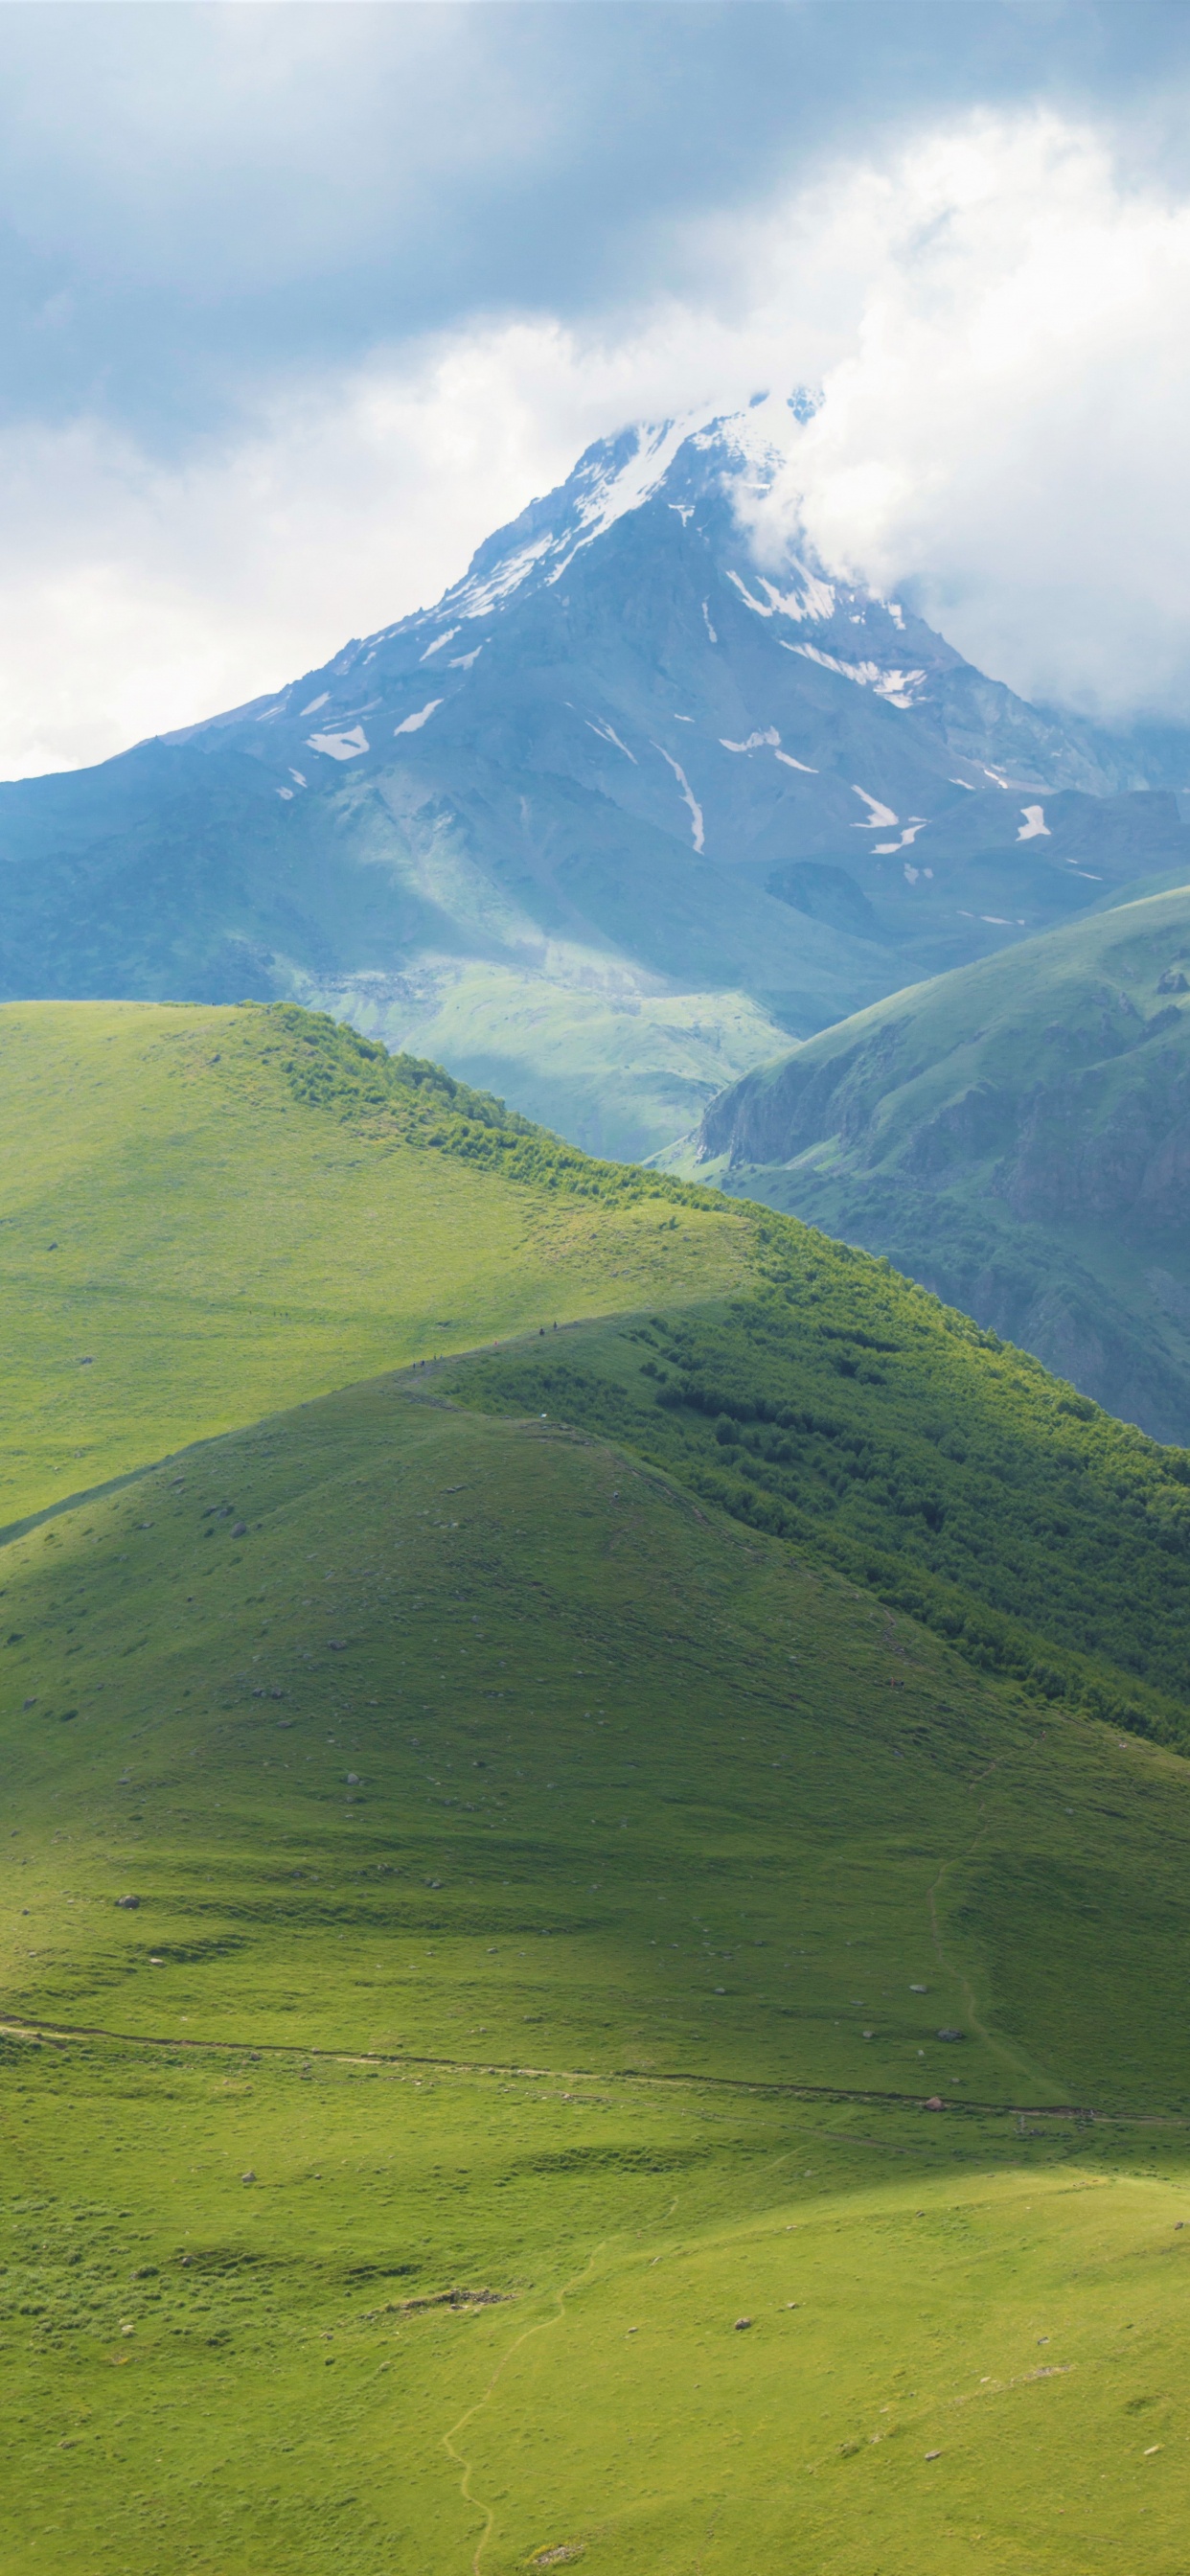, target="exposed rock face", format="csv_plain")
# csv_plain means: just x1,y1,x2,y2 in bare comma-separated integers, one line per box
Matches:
1001,1058,1190,1228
